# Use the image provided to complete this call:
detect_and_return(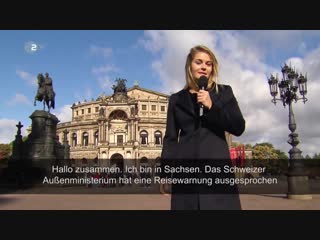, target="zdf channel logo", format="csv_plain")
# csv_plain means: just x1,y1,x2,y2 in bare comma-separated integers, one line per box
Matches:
24,41,41,54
